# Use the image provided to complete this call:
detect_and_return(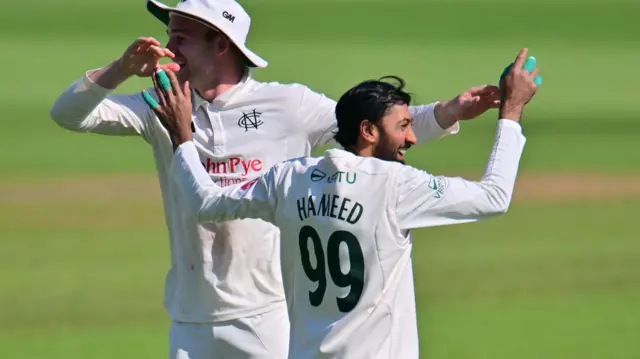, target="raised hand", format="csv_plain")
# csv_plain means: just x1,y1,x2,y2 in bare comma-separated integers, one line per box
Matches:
434,84,501,128
142,69,193,150
117,37,180,78
499,48,540,122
